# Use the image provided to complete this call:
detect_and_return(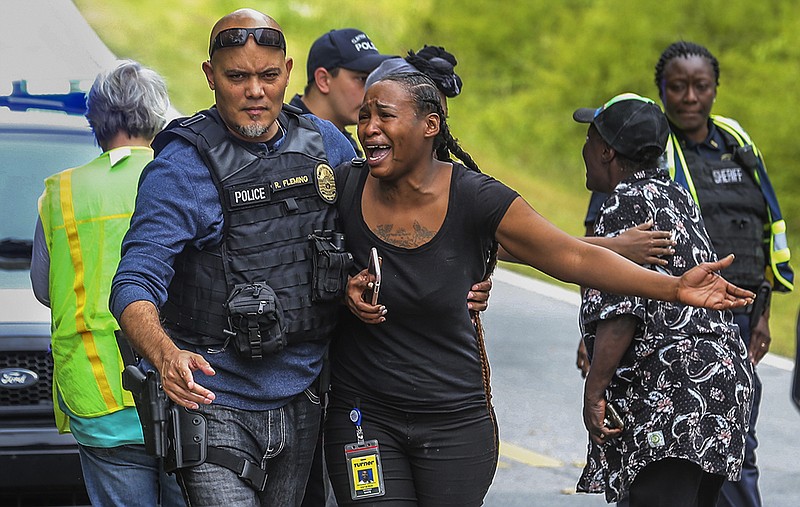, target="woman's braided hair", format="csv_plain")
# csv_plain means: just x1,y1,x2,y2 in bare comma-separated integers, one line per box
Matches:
376,71,497,409
654,41,720,93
